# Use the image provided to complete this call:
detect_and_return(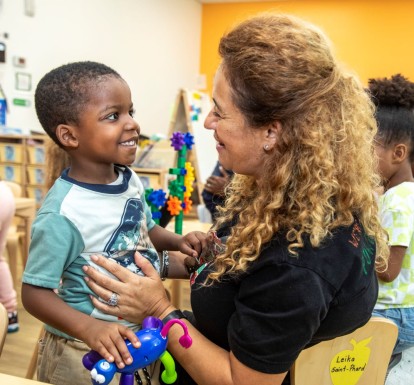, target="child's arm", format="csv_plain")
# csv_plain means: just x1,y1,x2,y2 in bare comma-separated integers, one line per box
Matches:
376,245,406,282
161,250,195,279
149,224,207,257
21,283,140,368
